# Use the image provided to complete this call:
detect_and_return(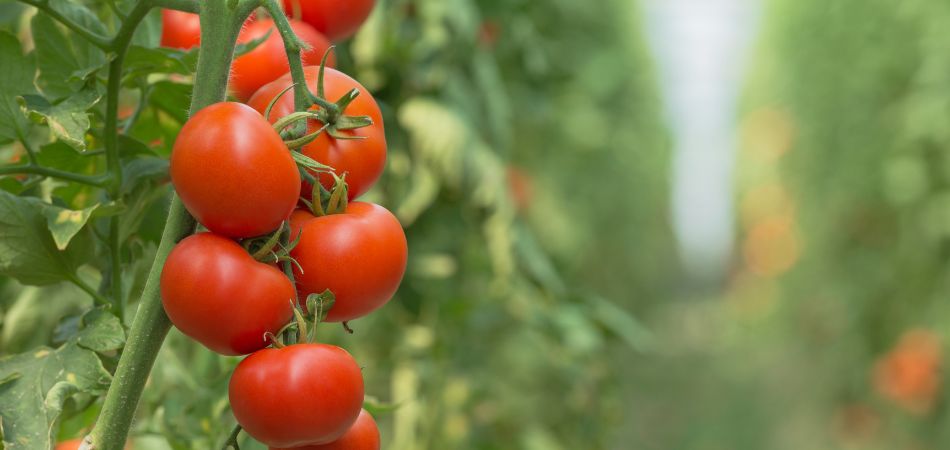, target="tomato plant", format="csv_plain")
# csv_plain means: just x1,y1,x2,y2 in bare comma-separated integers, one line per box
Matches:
160,10,201,49
160,232,295,355
248,66,386,201
170,102,300,238
282,0,376,41
270,409,380,450
231,18,334,101
229,343,365,447
290,202,407,322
